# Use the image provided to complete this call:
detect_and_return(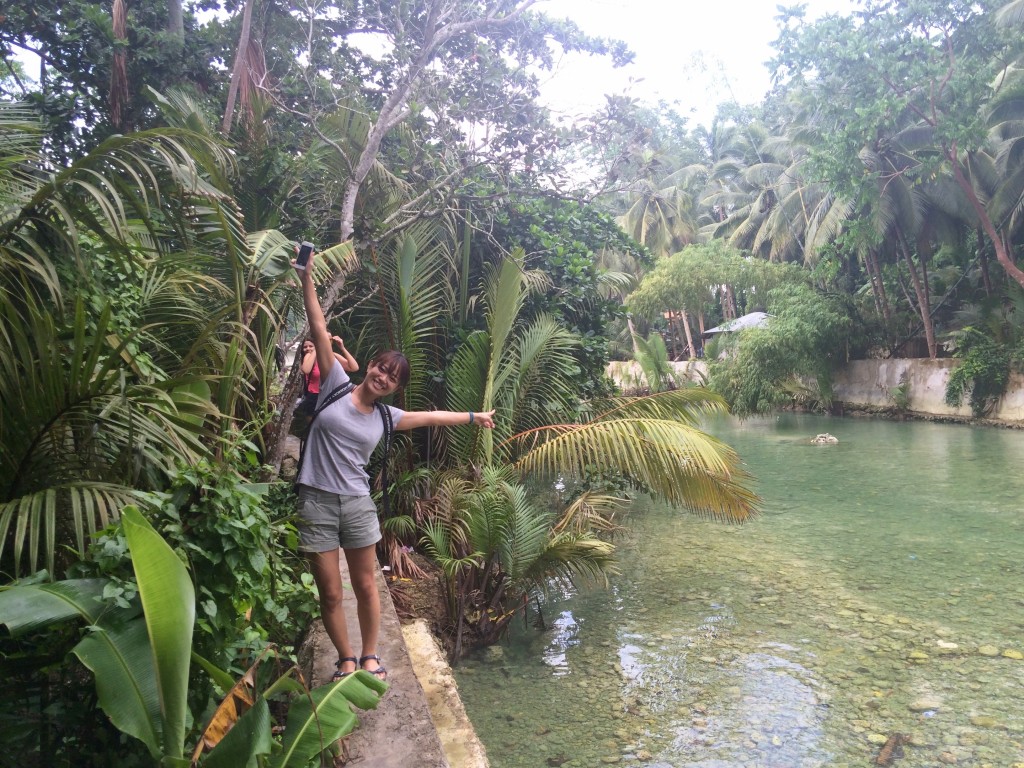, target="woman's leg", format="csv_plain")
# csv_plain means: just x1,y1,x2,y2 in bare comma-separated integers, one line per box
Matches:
343,543,384,675
309,548,357,675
